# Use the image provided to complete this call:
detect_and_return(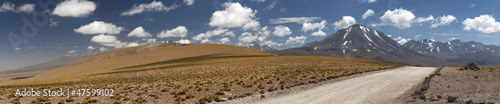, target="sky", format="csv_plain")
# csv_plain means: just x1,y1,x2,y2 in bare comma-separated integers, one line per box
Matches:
1,0,500,71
